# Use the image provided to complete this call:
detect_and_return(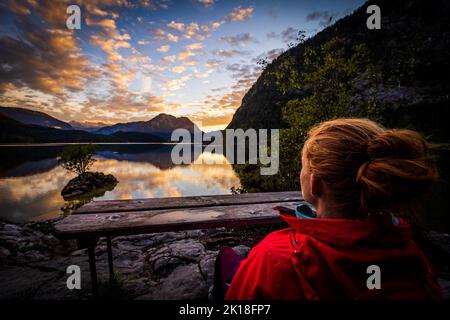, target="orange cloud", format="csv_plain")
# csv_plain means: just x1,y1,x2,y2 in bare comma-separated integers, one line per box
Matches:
226,6,254,22
157,45,171,52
